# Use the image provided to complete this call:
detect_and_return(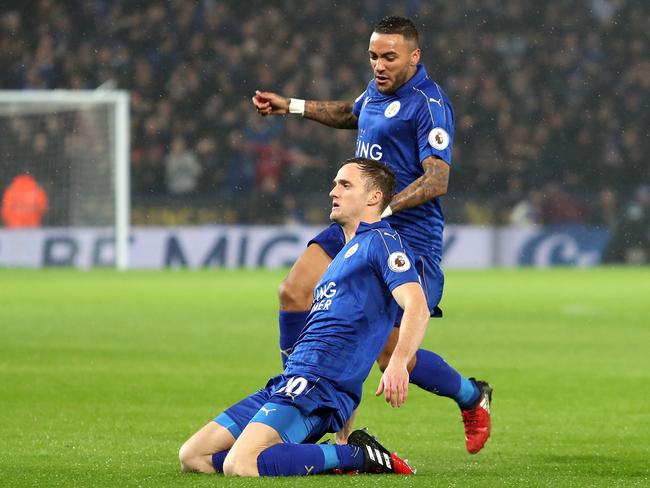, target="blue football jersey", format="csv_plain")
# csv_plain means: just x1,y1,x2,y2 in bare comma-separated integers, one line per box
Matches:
284,220,420,407
353,64,454,259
